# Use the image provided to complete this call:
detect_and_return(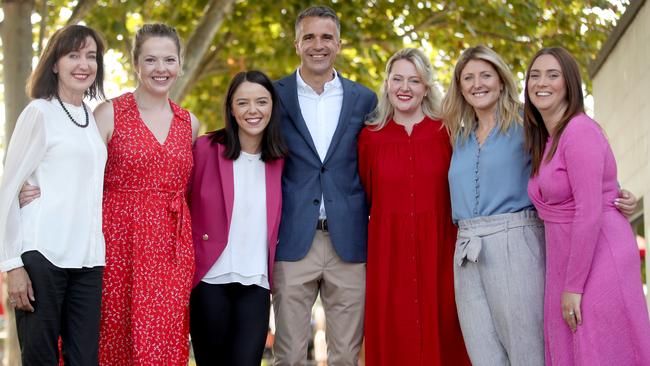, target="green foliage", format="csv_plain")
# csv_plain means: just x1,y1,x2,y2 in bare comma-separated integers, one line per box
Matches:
31,0,627,131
